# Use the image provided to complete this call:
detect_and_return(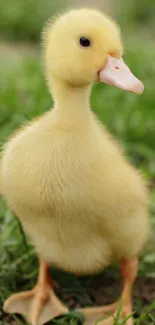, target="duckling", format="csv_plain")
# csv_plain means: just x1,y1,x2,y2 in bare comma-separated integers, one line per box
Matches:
0,8,149,325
